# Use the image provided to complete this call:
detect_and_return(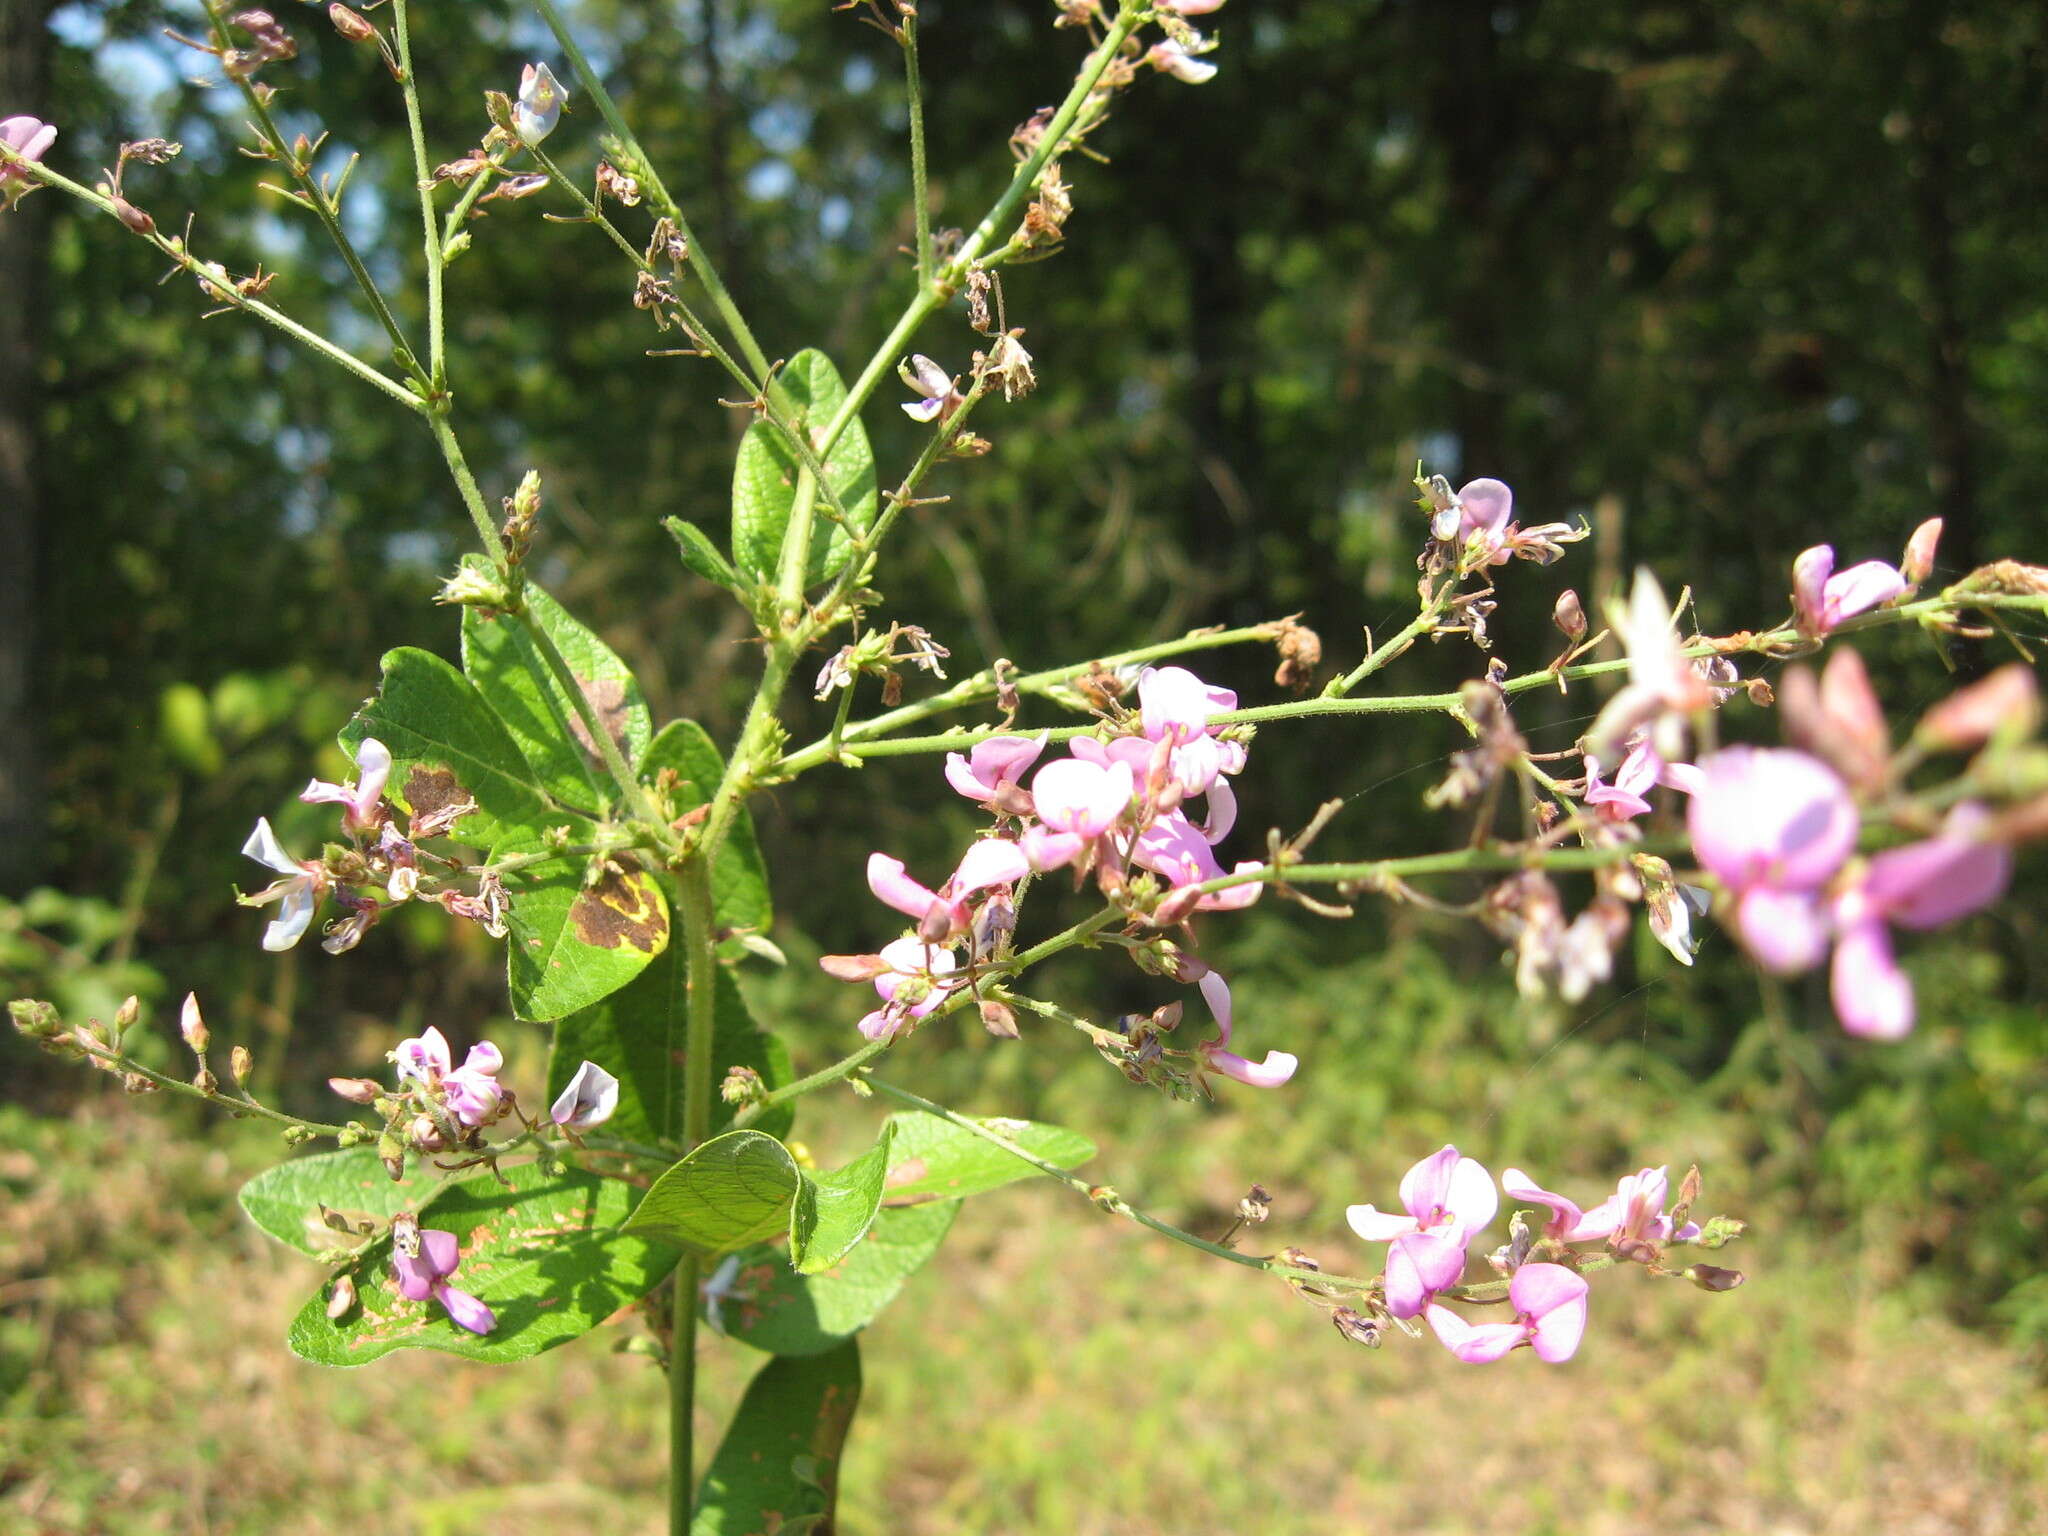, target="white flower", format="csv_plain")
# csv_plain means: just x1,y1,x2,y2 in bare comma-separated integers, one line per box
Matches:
514,63,566,145
240,817,323,952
